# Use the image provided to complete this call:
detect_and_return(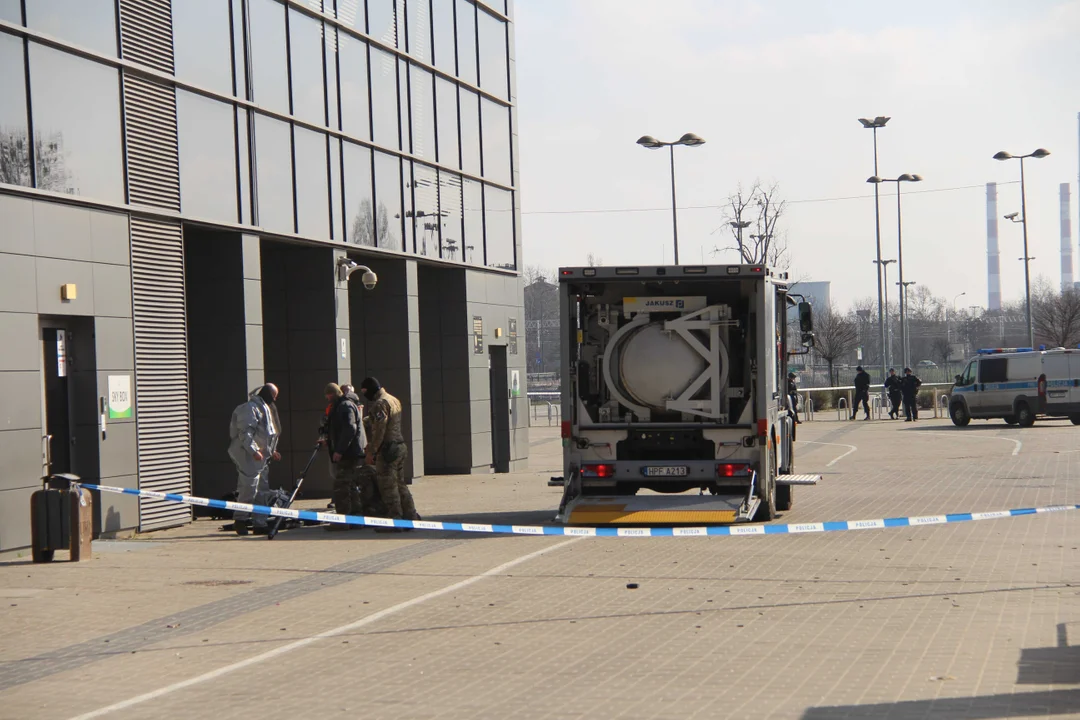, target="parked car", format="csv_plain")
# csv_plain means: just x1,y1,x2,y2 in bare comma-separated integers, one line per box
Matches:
916,360,938,369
